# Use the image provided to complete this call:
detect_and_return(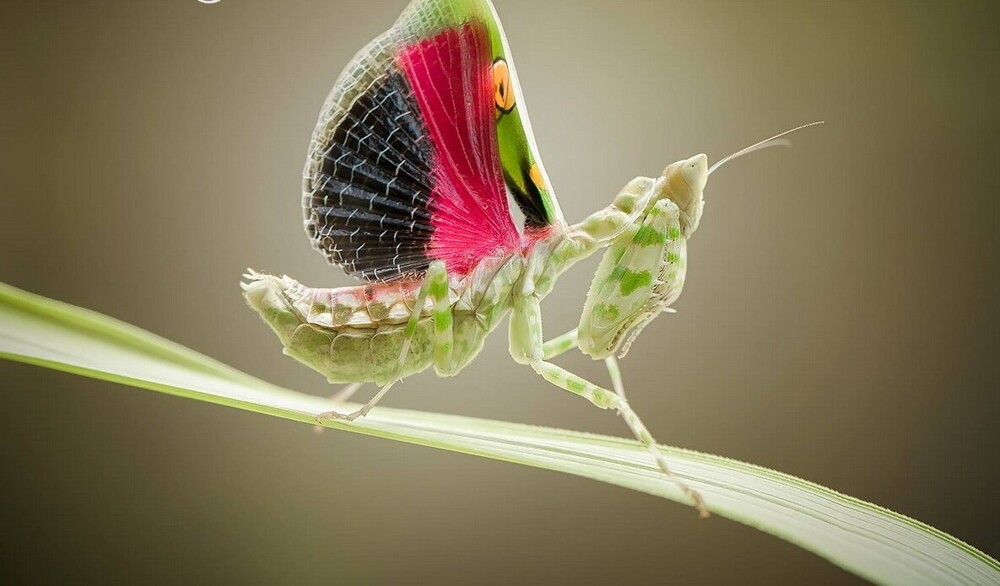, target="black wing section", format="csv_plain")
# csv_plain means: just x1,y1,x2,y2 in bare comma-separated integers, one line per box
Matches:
303,37,436,282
